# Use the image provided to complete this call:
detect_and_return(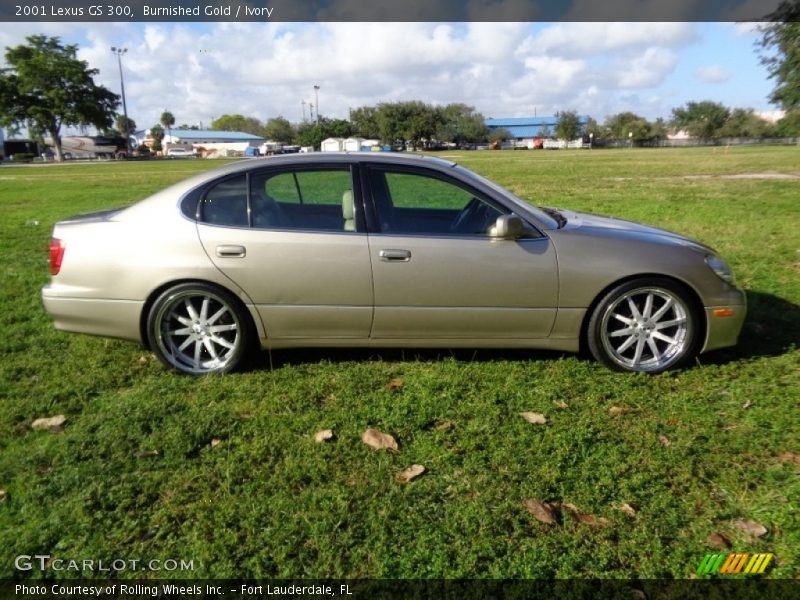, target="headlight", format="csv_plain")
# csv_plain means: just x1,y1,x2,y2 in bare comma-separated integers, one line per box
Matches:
705,255,735,285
